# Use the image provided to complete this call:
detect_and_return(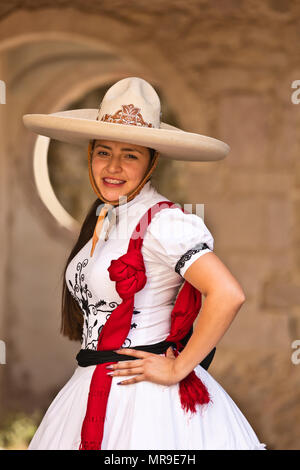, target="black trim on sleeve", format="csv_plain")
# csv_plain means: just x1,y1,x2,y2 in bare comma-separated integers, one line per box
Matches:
175,242,211,275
